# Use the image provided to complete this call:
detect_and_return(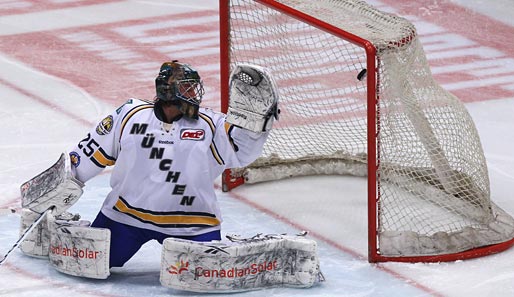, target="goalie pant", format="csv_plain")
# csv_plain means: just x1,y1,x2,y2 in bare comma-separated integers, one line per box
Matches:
68,98,270,267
